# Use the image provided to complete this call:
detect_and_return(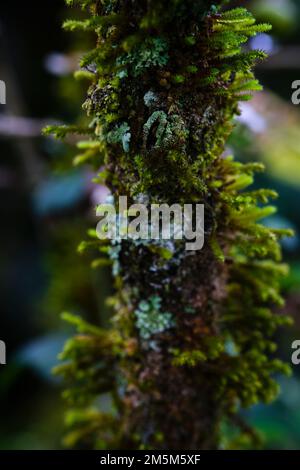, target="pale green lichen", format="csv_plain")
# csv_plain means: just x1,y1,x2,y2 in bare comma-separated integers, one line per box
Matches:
135,296,175,340
116,37,169,78
143,111,188,151
106,122,131,152
143,90,159,108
